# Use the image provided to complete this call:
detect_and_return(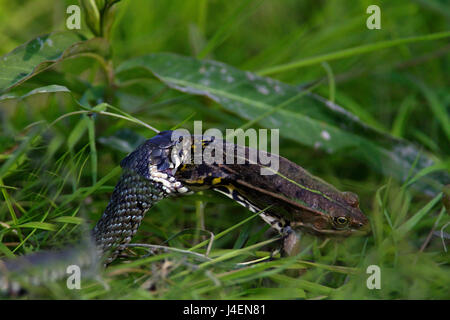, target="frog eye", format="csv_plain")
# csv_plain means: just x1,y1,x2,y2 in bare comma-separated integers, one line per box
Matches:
333,216,349,228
